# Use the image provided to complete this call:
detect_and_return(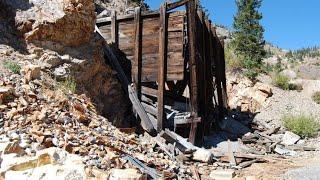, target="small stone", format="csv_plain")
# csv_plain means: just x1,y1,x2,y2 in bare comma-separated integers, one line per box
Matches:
282,131,301,145
2,141,26,155
20,65,41,83
109,169,146,180
209,169,235,180
19,141,30,149
10,132,20,140
52,137,59,147
245,176,257,180
192,149,213,163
